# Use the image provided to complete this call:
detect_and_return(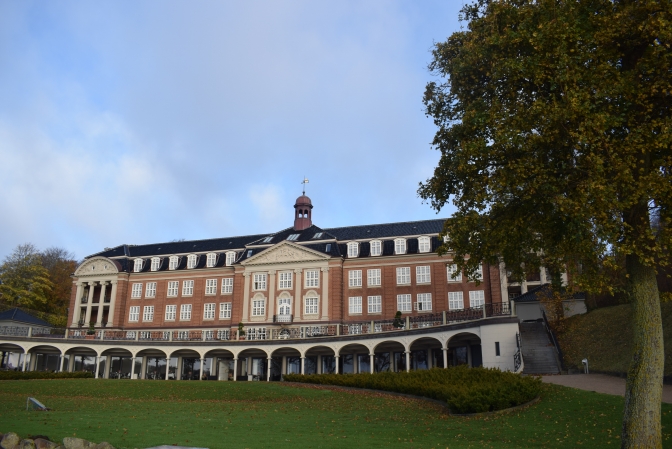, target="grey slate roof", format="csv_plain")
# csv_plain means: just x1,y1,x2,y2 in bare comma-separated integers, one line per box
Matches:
0,308,51,327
